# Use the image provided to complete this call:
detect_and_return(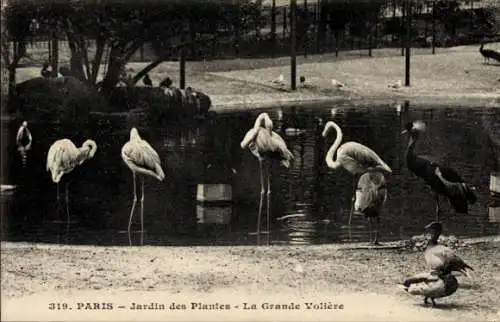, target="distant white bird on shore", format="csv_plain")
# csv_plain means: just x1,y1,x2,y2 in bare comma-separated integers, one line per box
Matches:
47,138,98,221
1,184,16,193
331,79,345,89
388,80,402,89
271,74,285,85
121,127,165,246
